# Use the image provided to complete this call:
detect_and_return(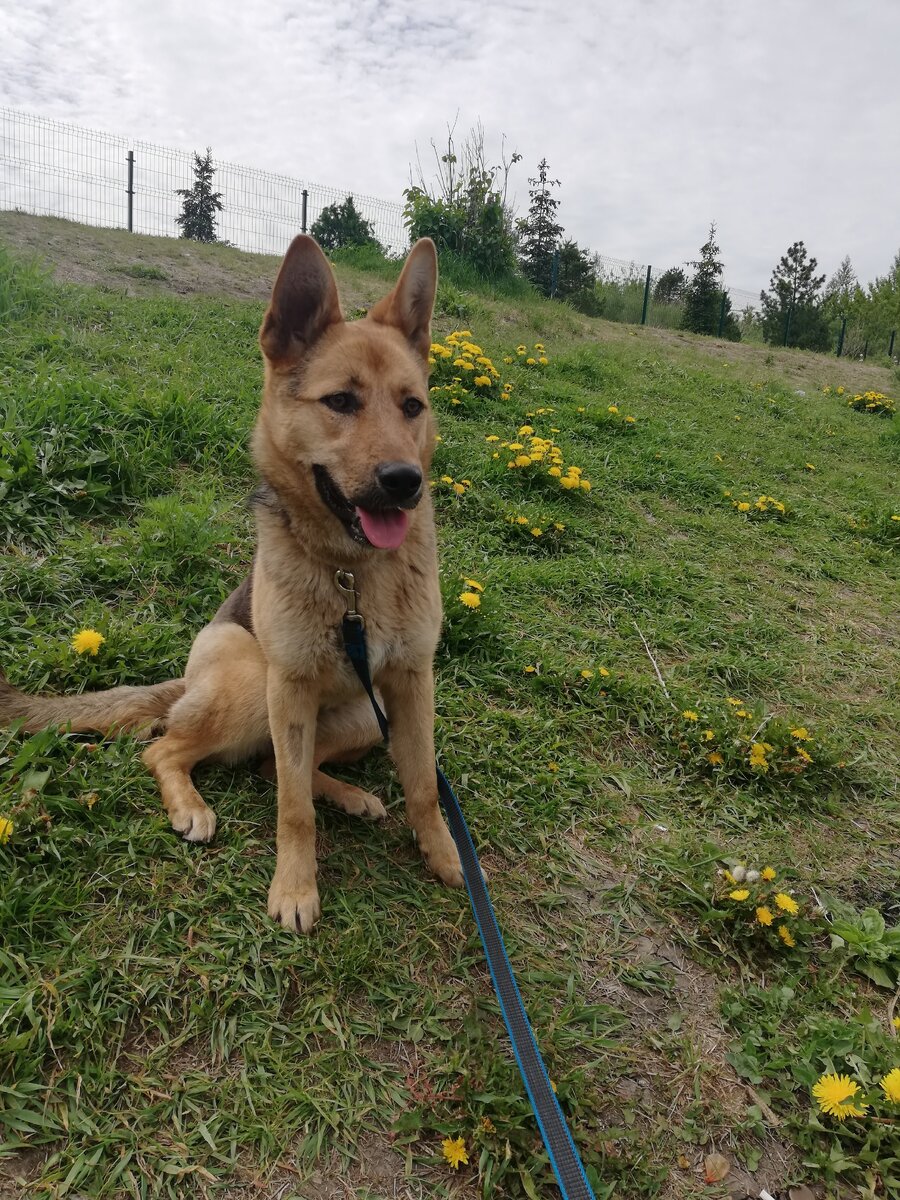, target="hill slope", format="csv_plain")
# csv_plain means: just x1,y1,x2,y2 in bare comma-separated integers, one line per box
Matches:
1,217,898,1200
